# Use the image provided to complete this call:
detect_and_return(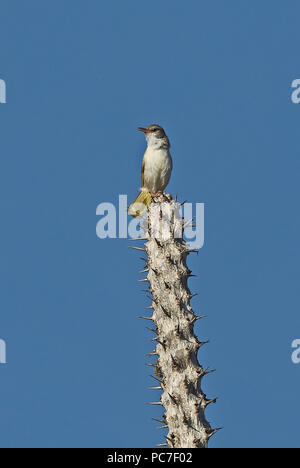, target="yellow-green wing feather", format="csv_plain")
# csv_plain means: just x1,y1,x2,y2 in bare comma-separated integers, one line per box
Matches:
128,191,152,218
